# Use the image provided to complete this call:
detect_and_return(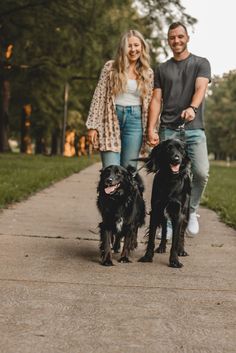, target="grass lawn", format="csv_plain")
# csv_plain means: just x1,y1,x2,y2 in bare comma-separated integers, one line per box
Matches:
0,154,236,230
202,163,236,229
0,153,100,209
